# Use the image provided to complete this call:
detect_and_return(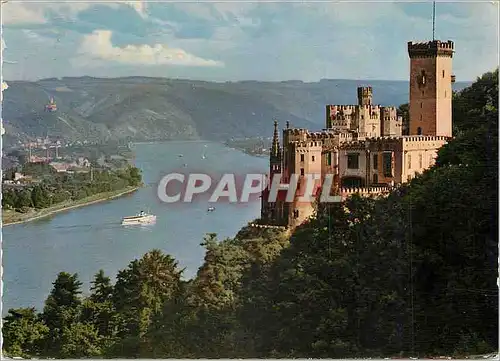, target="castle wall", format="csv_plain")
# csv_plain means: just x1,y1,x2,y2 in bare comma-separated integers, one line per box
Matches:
401,136,448,181
357,105,382,138
436,56,453,137
381,107,403,137
409,56,437,135
338,144,368,186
